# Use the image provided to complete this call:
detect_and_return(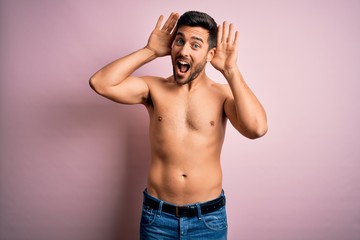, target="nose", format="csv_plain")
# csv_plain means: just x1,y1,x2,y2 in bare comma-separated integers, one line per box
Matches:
178,43,191,57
